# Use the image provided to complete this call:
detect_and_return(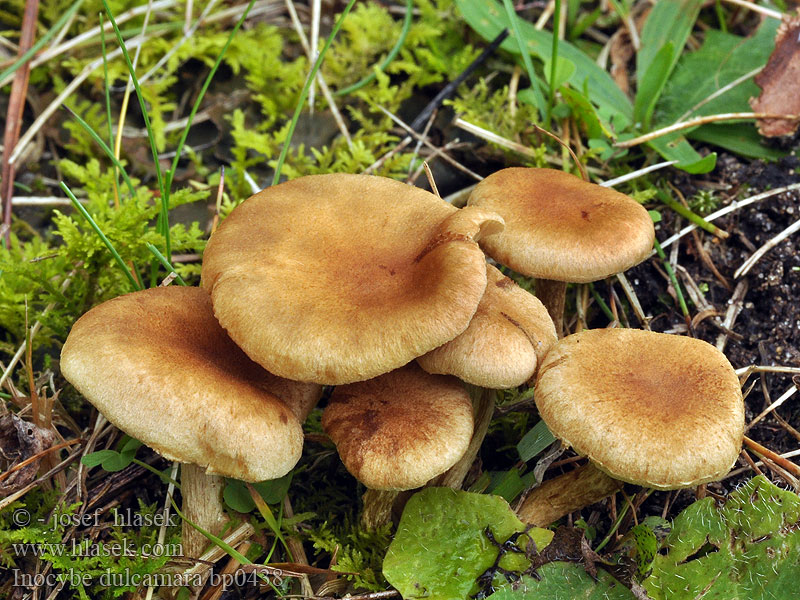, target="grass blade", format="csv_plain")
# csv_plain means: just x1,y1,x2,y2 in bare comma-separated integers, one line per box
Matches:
100,0,169,255
60,182,142,291
501,0,547,121
334,0,413,96
517,420,556,462
272,0,358,186
652,237,688,318
145,242,187,286
167,0,257,194
62,105,138,200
